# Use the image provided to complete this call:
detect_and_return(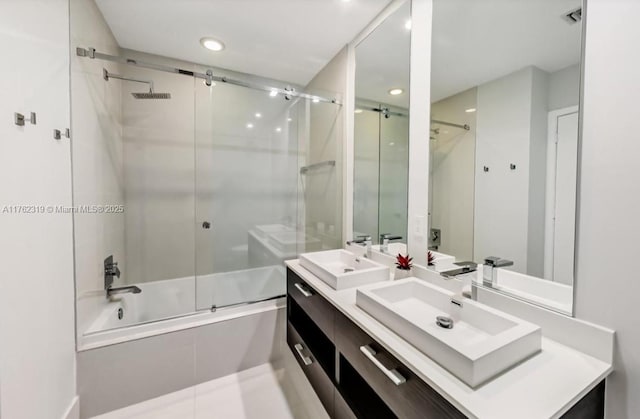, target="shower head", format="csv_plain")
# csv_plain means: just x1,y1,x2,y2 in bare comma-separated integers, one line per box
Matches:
131,91,171,99
103,68,171,100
